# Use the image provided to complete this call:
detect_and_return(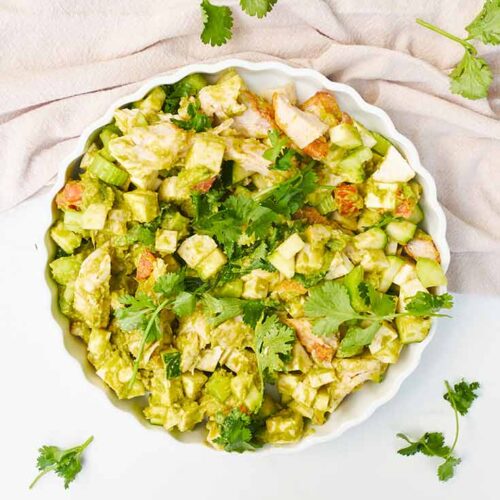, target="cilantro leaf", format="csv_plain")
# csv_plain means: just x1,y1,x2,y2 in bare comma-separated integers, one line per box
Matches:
437,456,461,482
443,379,480,416
263,129,299,170
240,0,278,18
259,166,318,217
263,130,288,162
202,294,243,327
416,17,494,100
466,0,500,45
163,80,202,114
196,195,278,257
449,50,493,100
397,378,480,482
214,409,261,452
304,281,357,336
242,300,266,328
125,224,155,246
30,436,93,490
115,293,156,331
405,292,453,316
172,291,196,317
337,321,381,358
171,101,212,132
154,270,186,298
254,314,295,381
162,351,181,379
358,282,396,317
200,0,233,46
